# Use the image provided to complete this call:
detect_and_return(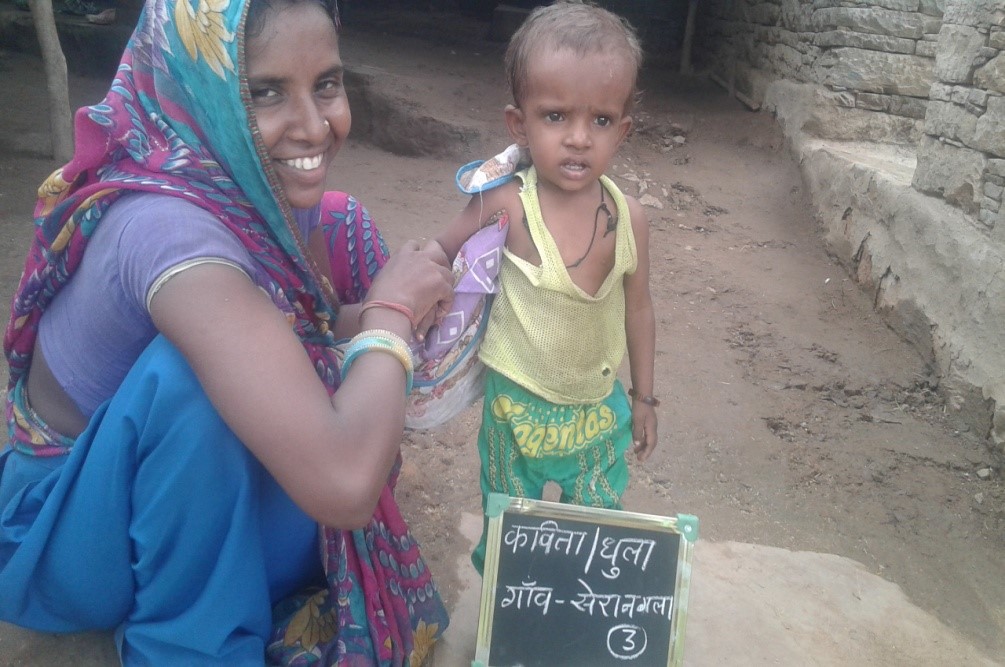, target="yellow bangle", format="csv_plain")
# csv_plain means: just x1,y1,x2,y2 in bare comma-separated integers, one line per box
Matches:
341,329,414,395
347,328,411,355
